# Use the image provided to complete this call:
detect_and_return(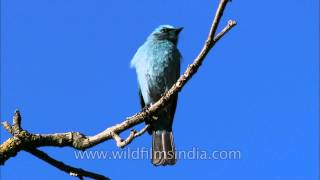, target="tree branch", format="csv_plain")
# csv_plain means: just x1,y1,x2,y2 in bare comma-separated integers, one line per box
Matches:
1,0,236,179
111,124,150,148
26,148,110,180
1,111,110,179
